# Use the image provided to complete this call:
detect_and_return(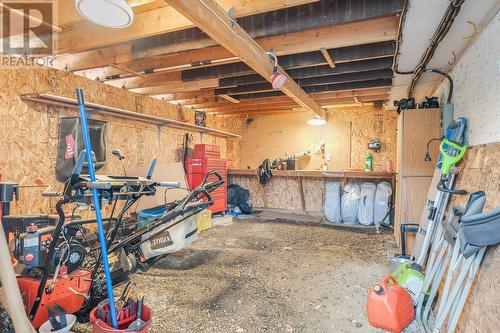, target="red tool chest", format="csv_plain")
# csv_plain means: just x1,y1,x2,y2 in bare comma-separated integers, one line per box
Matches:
185,145,227,214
